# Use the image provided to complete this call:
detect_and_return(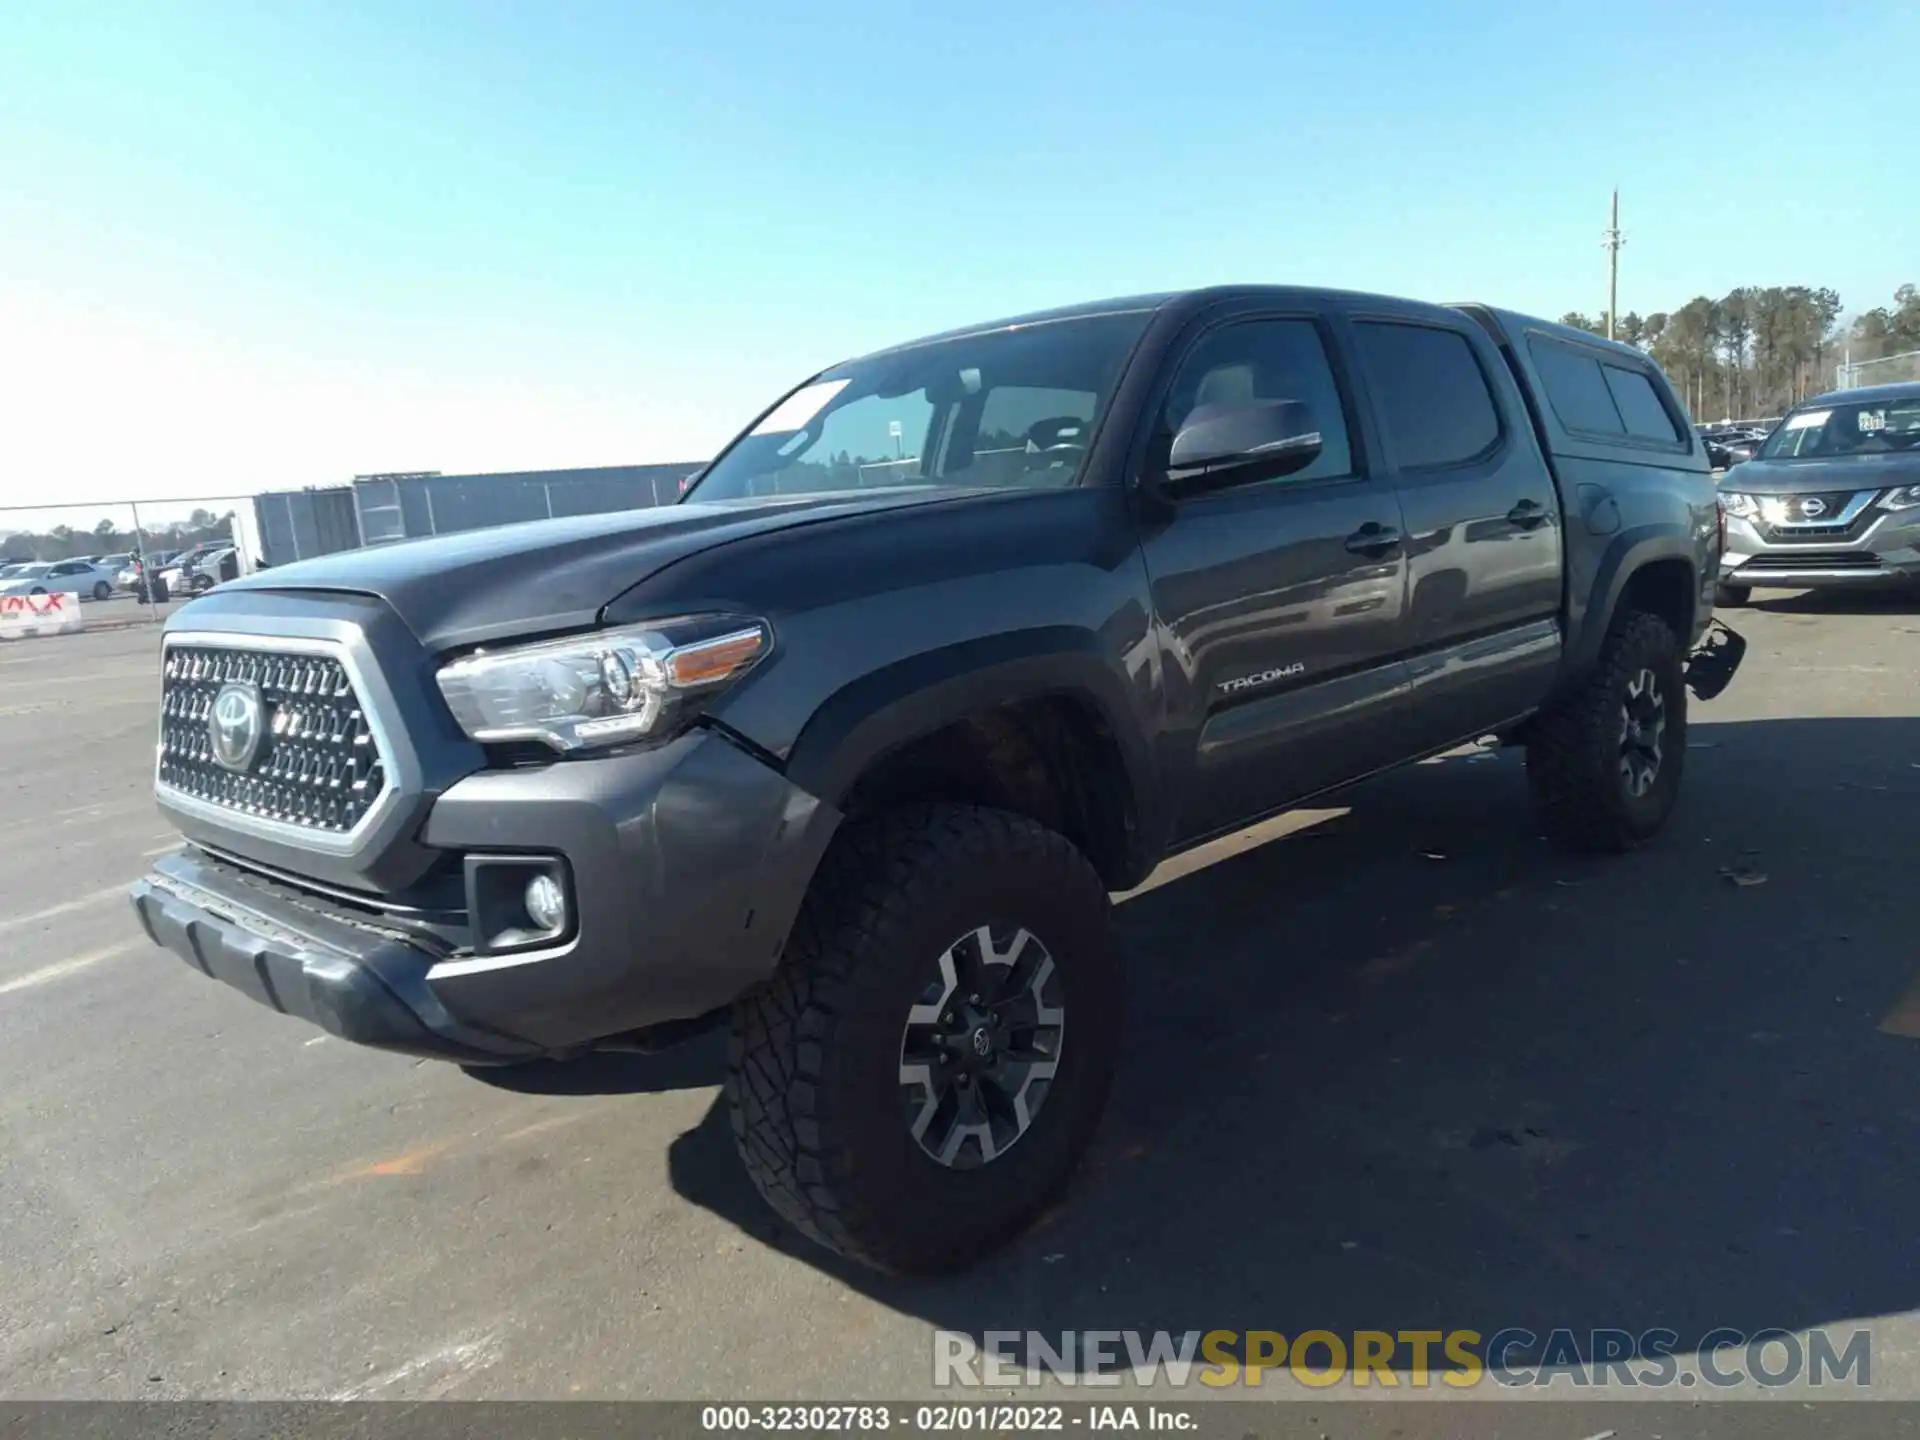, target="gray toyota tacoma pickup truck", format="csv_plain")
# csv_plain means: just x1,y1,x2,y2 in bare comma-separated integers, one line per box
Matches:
131,286,1744,1273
